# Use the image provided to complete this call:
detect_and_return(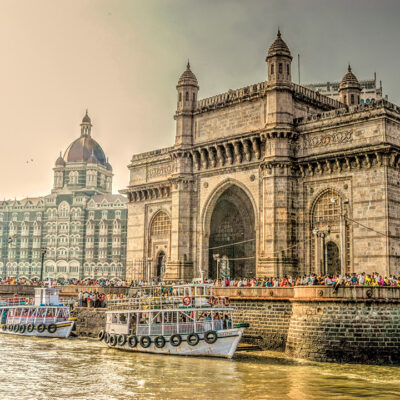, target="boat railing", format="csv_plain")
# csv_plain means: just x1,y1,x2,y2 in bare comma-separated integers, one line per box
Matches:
0,297,34,307
7,316,67,325
108,295,213,311
136,320,224,336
